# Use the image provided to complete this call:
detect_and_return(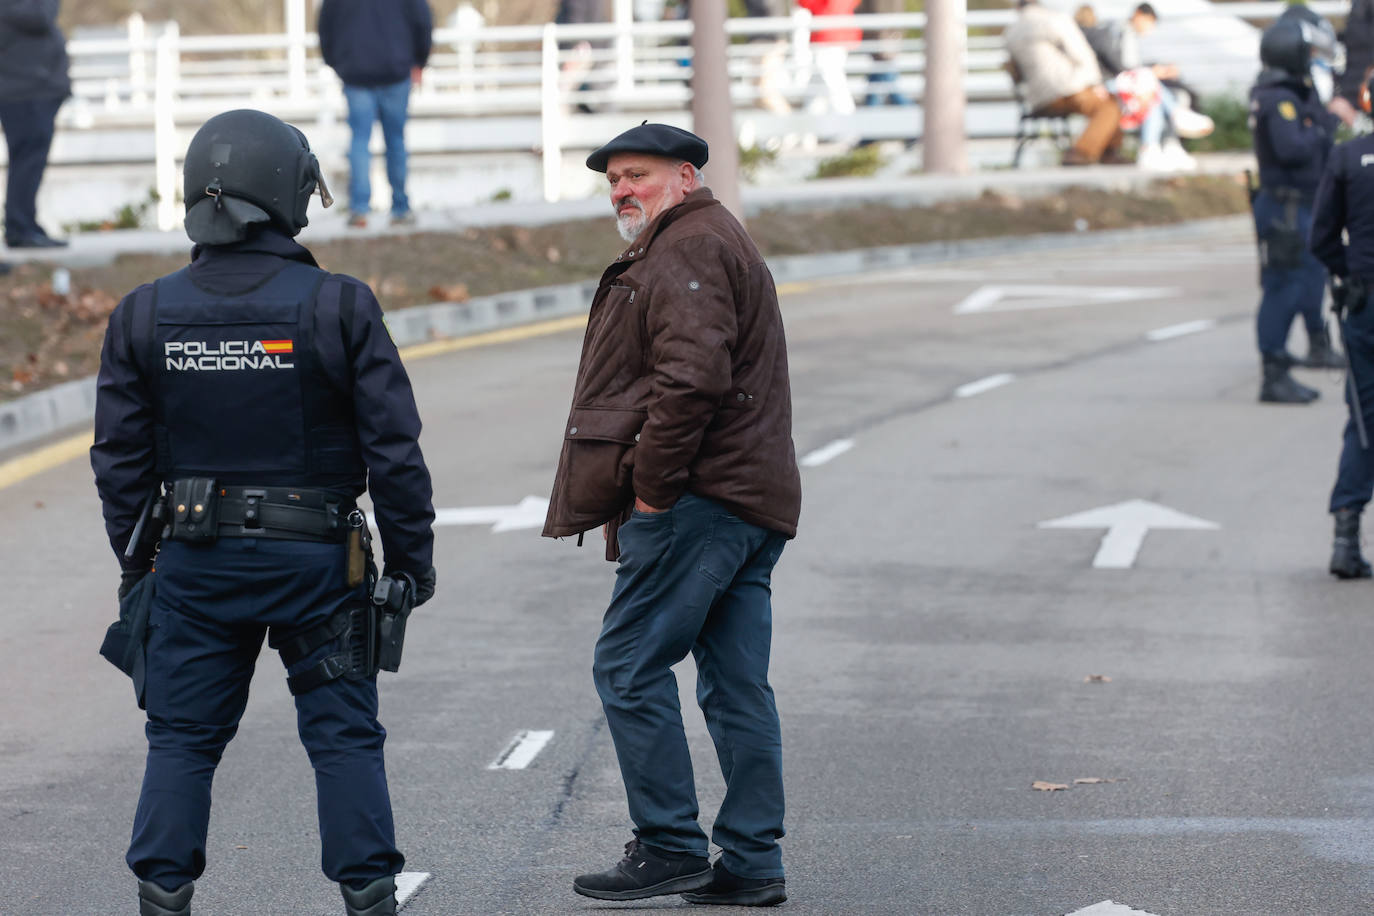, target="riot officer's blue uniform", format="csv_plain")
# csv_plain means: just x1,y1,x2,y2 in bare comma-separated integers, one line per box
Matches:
1250,17,1343,402
90,110,435,916
1311,96,1374,577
